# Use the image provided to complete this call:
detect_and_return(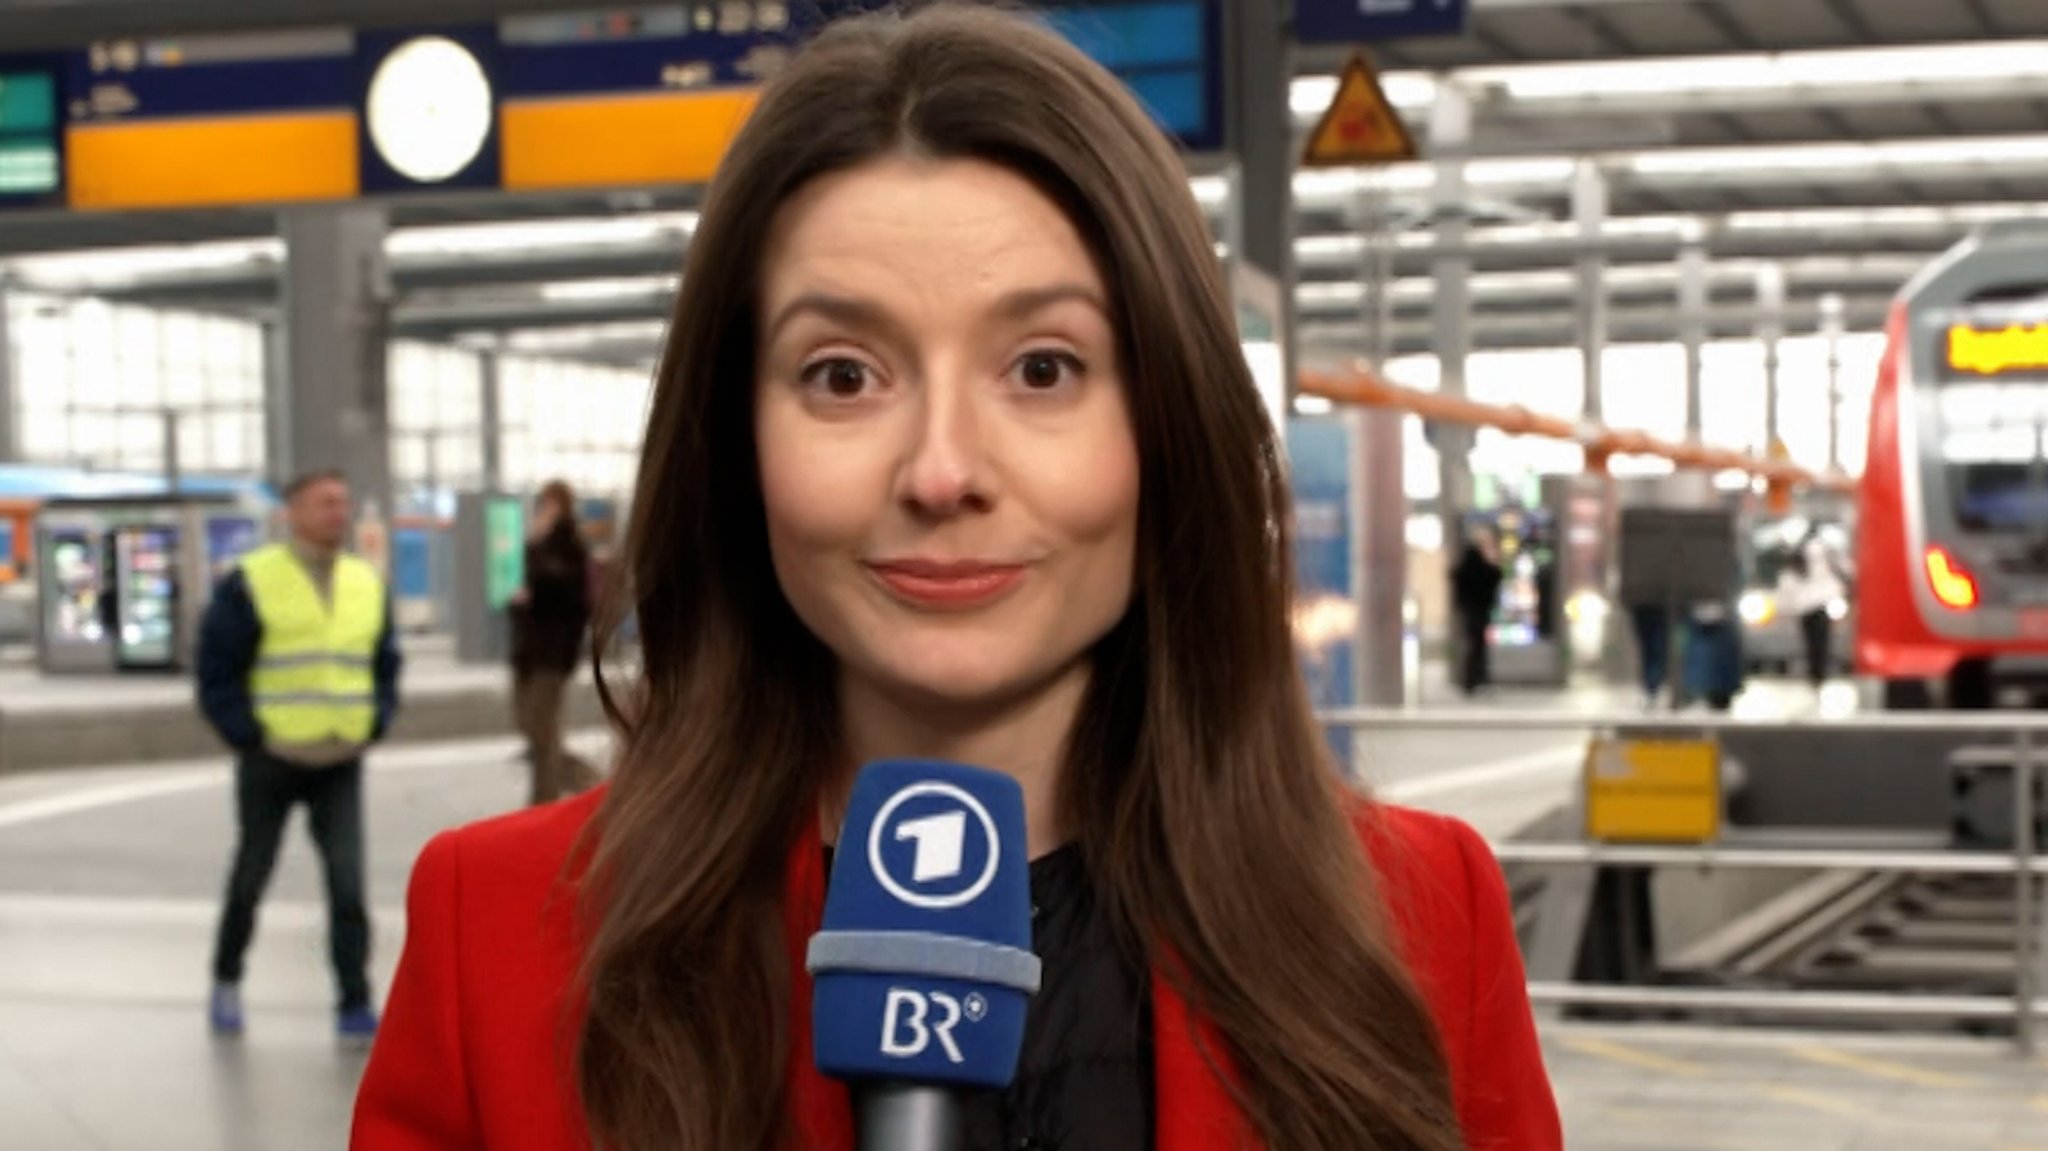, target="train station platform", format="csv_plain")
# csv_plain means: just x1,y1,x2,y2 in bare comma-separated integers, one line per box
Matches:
4,673,2002,1151
0,634,604,775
